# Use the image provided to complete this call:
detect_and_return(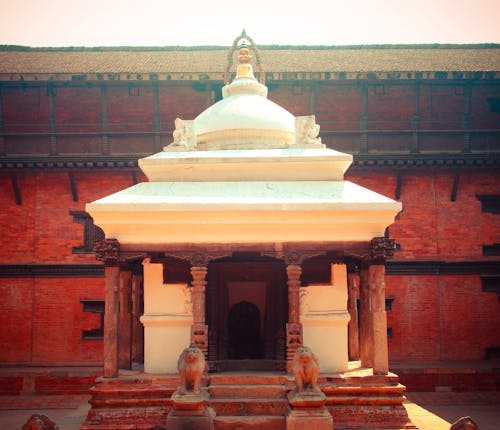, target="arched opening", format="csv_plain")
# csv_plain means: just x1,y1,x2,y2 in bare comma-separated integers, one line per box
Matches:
228,301,262,359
